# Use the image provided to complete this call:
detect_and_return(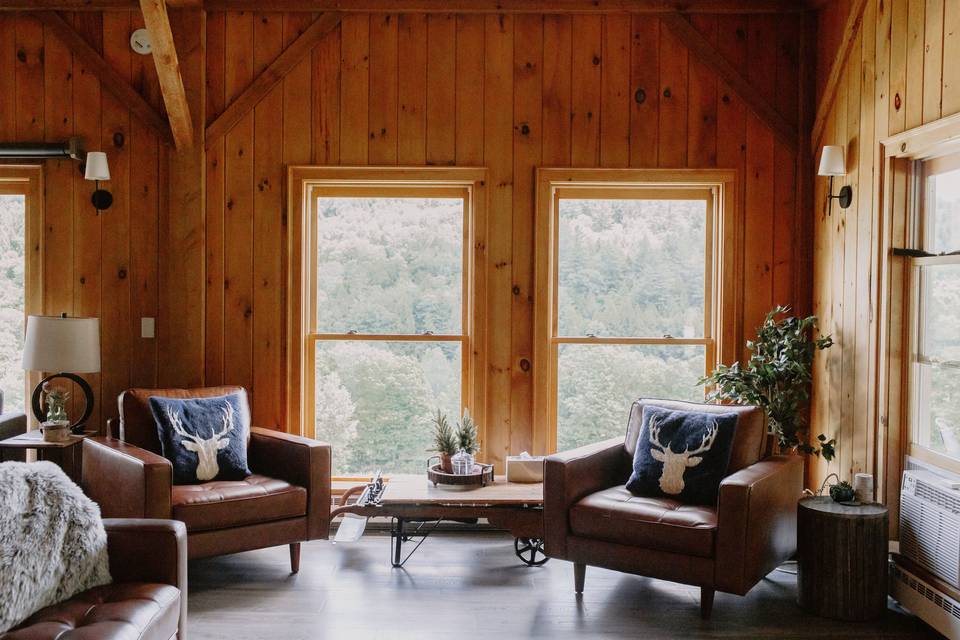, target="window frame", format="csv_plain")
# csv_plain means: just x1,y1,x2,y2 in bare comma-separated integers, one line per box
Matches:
532,168,741,455
0,164,43,421
905,155,960,473
286,167,488,461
